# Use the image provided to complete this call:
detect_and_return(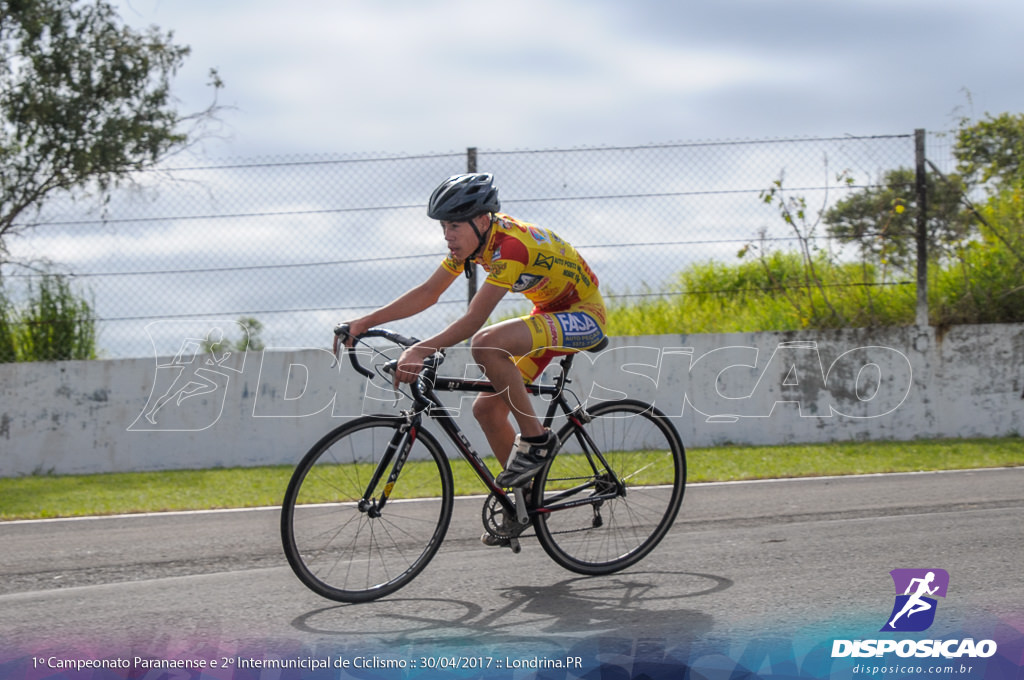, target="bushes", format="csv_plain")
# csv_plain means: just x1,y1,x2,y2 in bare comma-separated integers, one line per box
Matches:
932,241,1024,326
606,255,910,335
0,273,97,362
606,235,1021,336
